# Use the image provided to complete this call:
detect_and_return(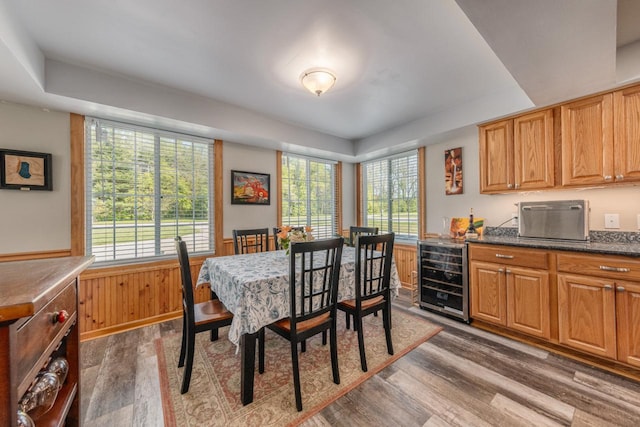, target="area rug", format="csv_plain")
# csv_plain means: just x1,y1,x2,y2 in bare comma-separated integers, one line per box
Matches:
156,308,441,427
